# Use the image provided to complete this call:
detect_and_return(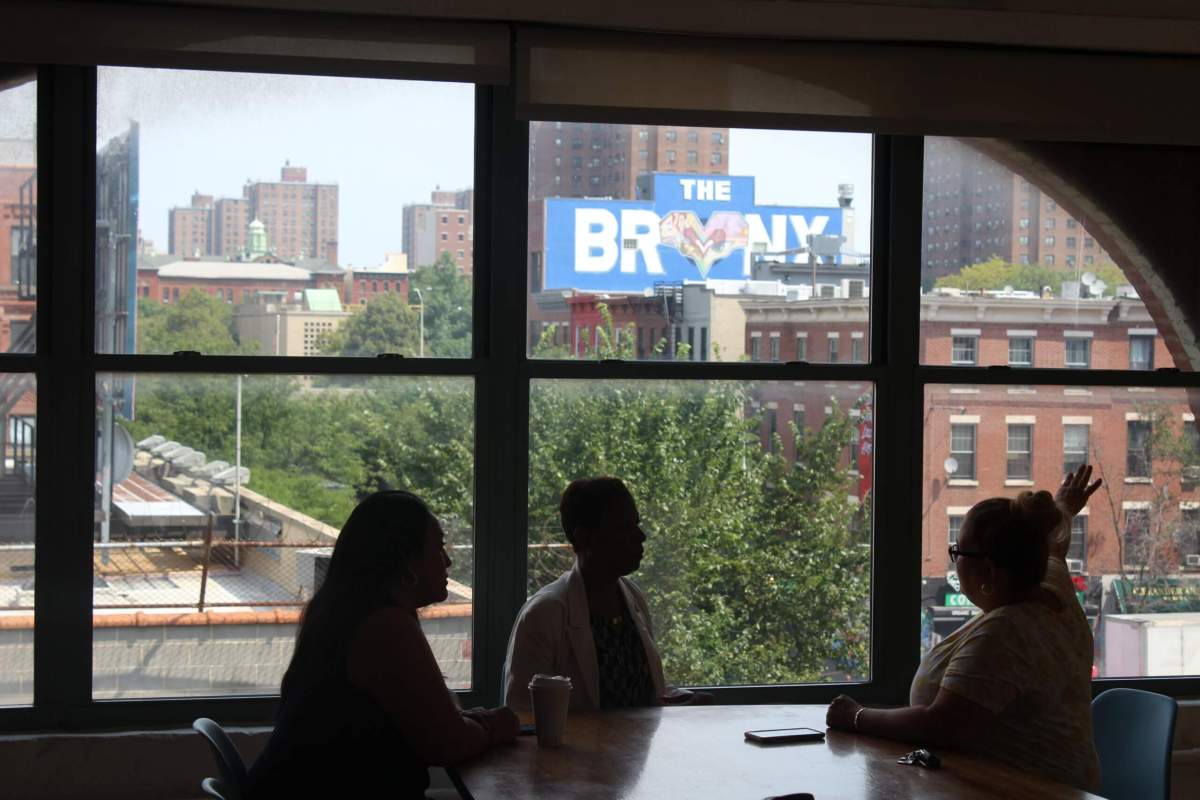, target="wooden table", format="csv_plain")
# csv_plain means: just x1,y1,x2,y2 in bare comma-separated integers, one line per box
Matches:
454,705,1103,799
